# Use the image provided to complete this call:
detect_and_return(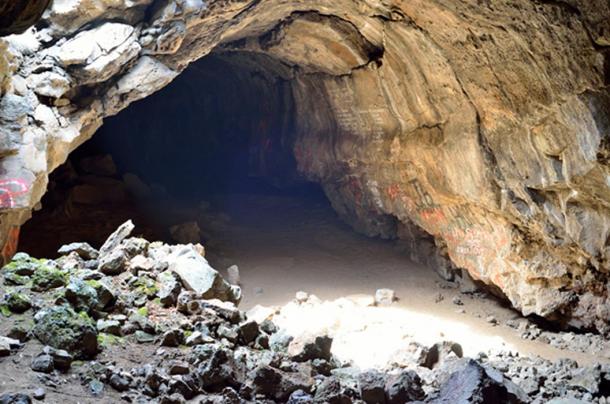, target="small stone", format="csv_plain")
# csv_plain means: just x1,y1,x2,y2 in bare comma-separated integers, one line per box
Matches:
89,379,104,397
57,242,99,260
42,346,72,372
32,388,45,400
109,373,130,392
99,220,135,256
0,393,32,404
98,249,128,275
135,331,155,344
287,333,332,362
295,291,309,303
168,361,190,375
375,288,396,306
160,329,184,347
358,369,387,404
216,324,238,342
486,315,498,325
97,319,121,335
31,354,54,373
435,293,445,303
238,320,259,344
452,296,464,306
